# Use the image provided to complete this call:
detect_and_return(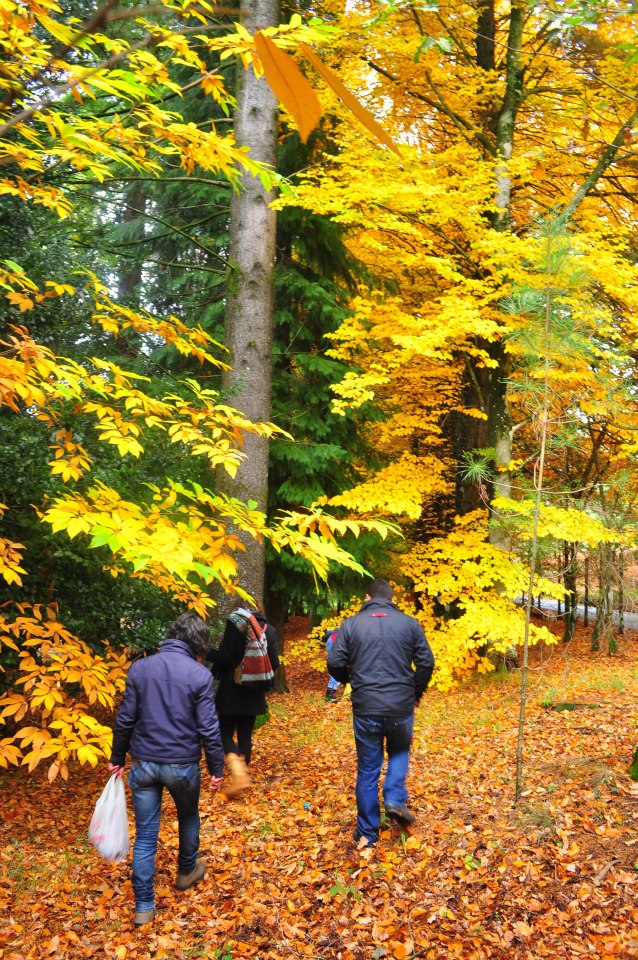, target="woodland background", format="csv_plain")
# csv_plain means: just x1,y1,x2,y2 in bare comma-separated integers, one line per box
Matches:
3,0,638,954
